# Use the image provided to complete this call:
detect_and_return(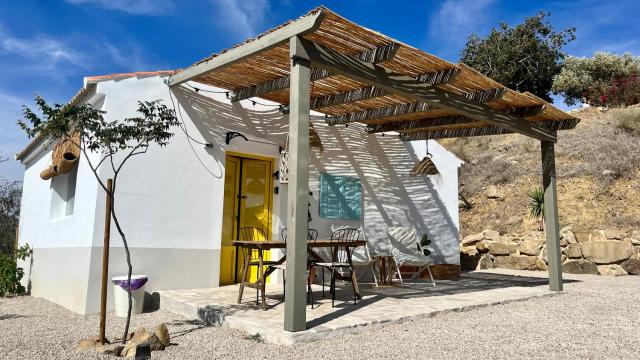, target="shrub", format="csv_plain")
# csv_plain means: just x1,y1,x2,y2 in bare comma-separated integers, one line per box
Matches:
0,244,31,297
552,52,640,106
617,106,640,135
